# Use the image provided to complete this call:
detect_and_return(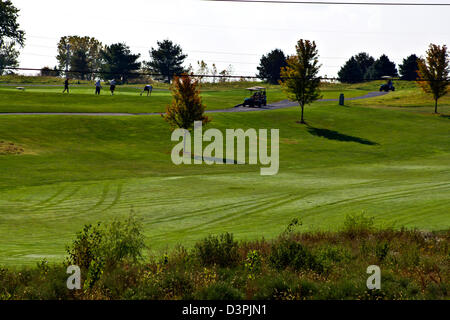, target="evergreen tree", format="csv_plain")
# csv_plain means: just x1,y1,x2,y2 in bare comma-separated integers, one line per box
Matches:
364,54,398,80
354,52,375,76
147,40,187,83
100,43,141,83
399,54,419,80
257,49,287,84
338,57,363,83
